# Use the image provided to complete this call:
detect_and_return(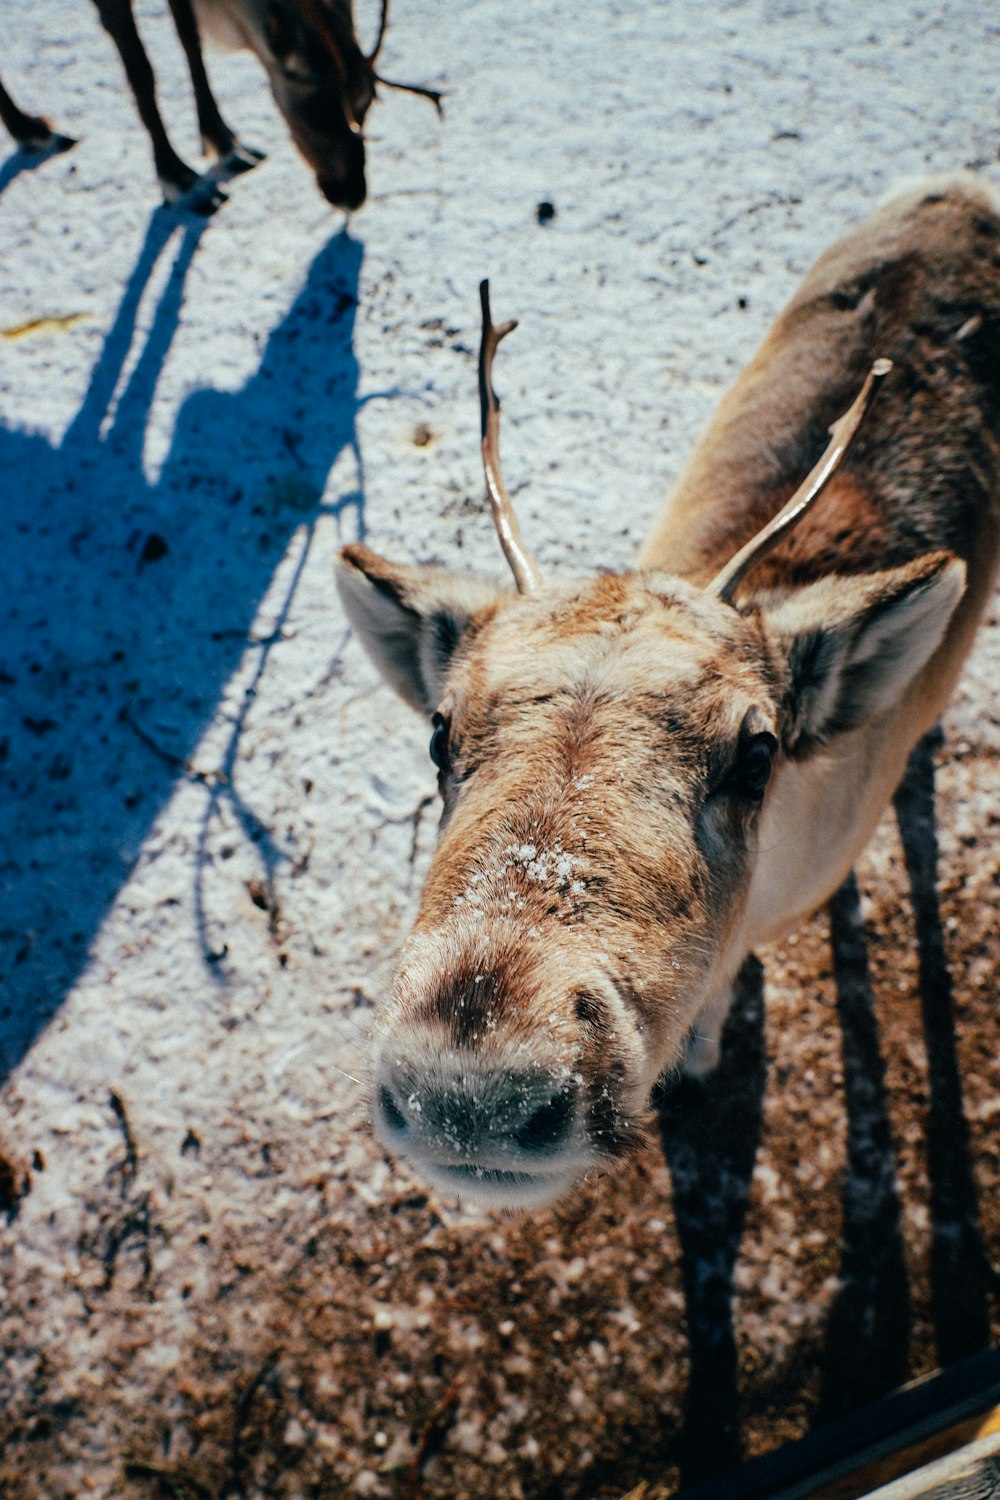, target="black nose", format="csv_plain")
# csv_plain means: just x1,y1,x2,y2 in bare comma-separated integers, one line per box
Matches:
319,171,367,210
511,1087,577,1154
375,1070,578,1162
